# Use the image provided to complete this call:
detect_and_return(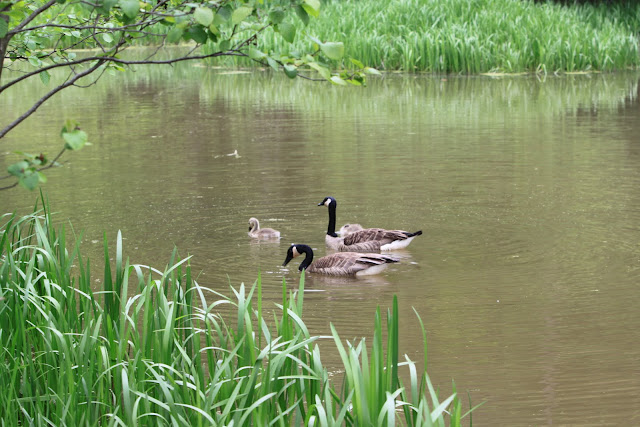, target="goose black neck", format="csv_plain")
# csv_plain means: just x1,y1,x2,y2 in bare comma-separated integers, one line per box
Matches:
326,201,338,237
297,245,314,271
